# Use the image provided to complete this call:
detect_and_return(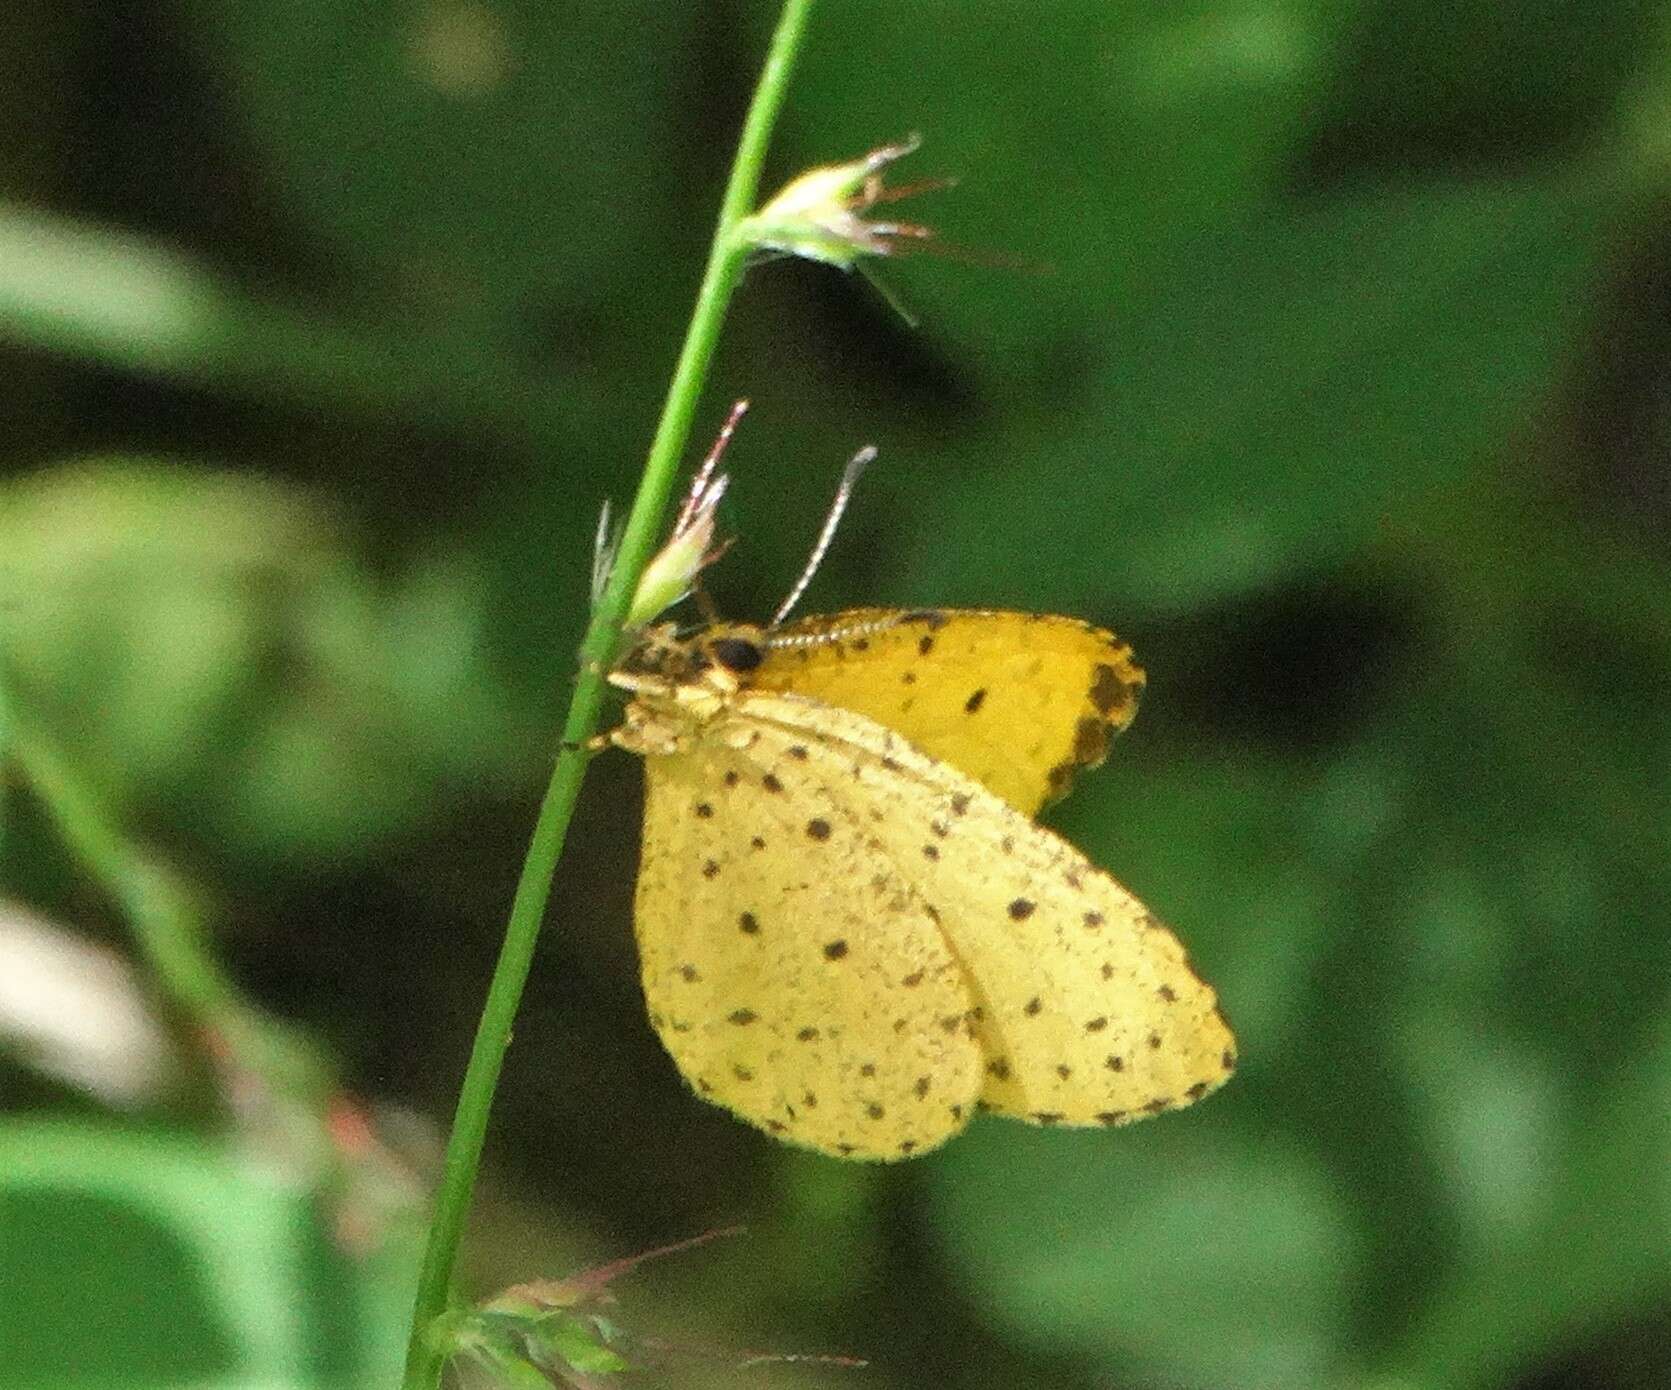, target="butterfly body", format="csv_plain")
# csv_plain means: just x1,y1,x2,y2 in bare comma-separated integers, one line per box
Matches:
609,608,1234,1160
